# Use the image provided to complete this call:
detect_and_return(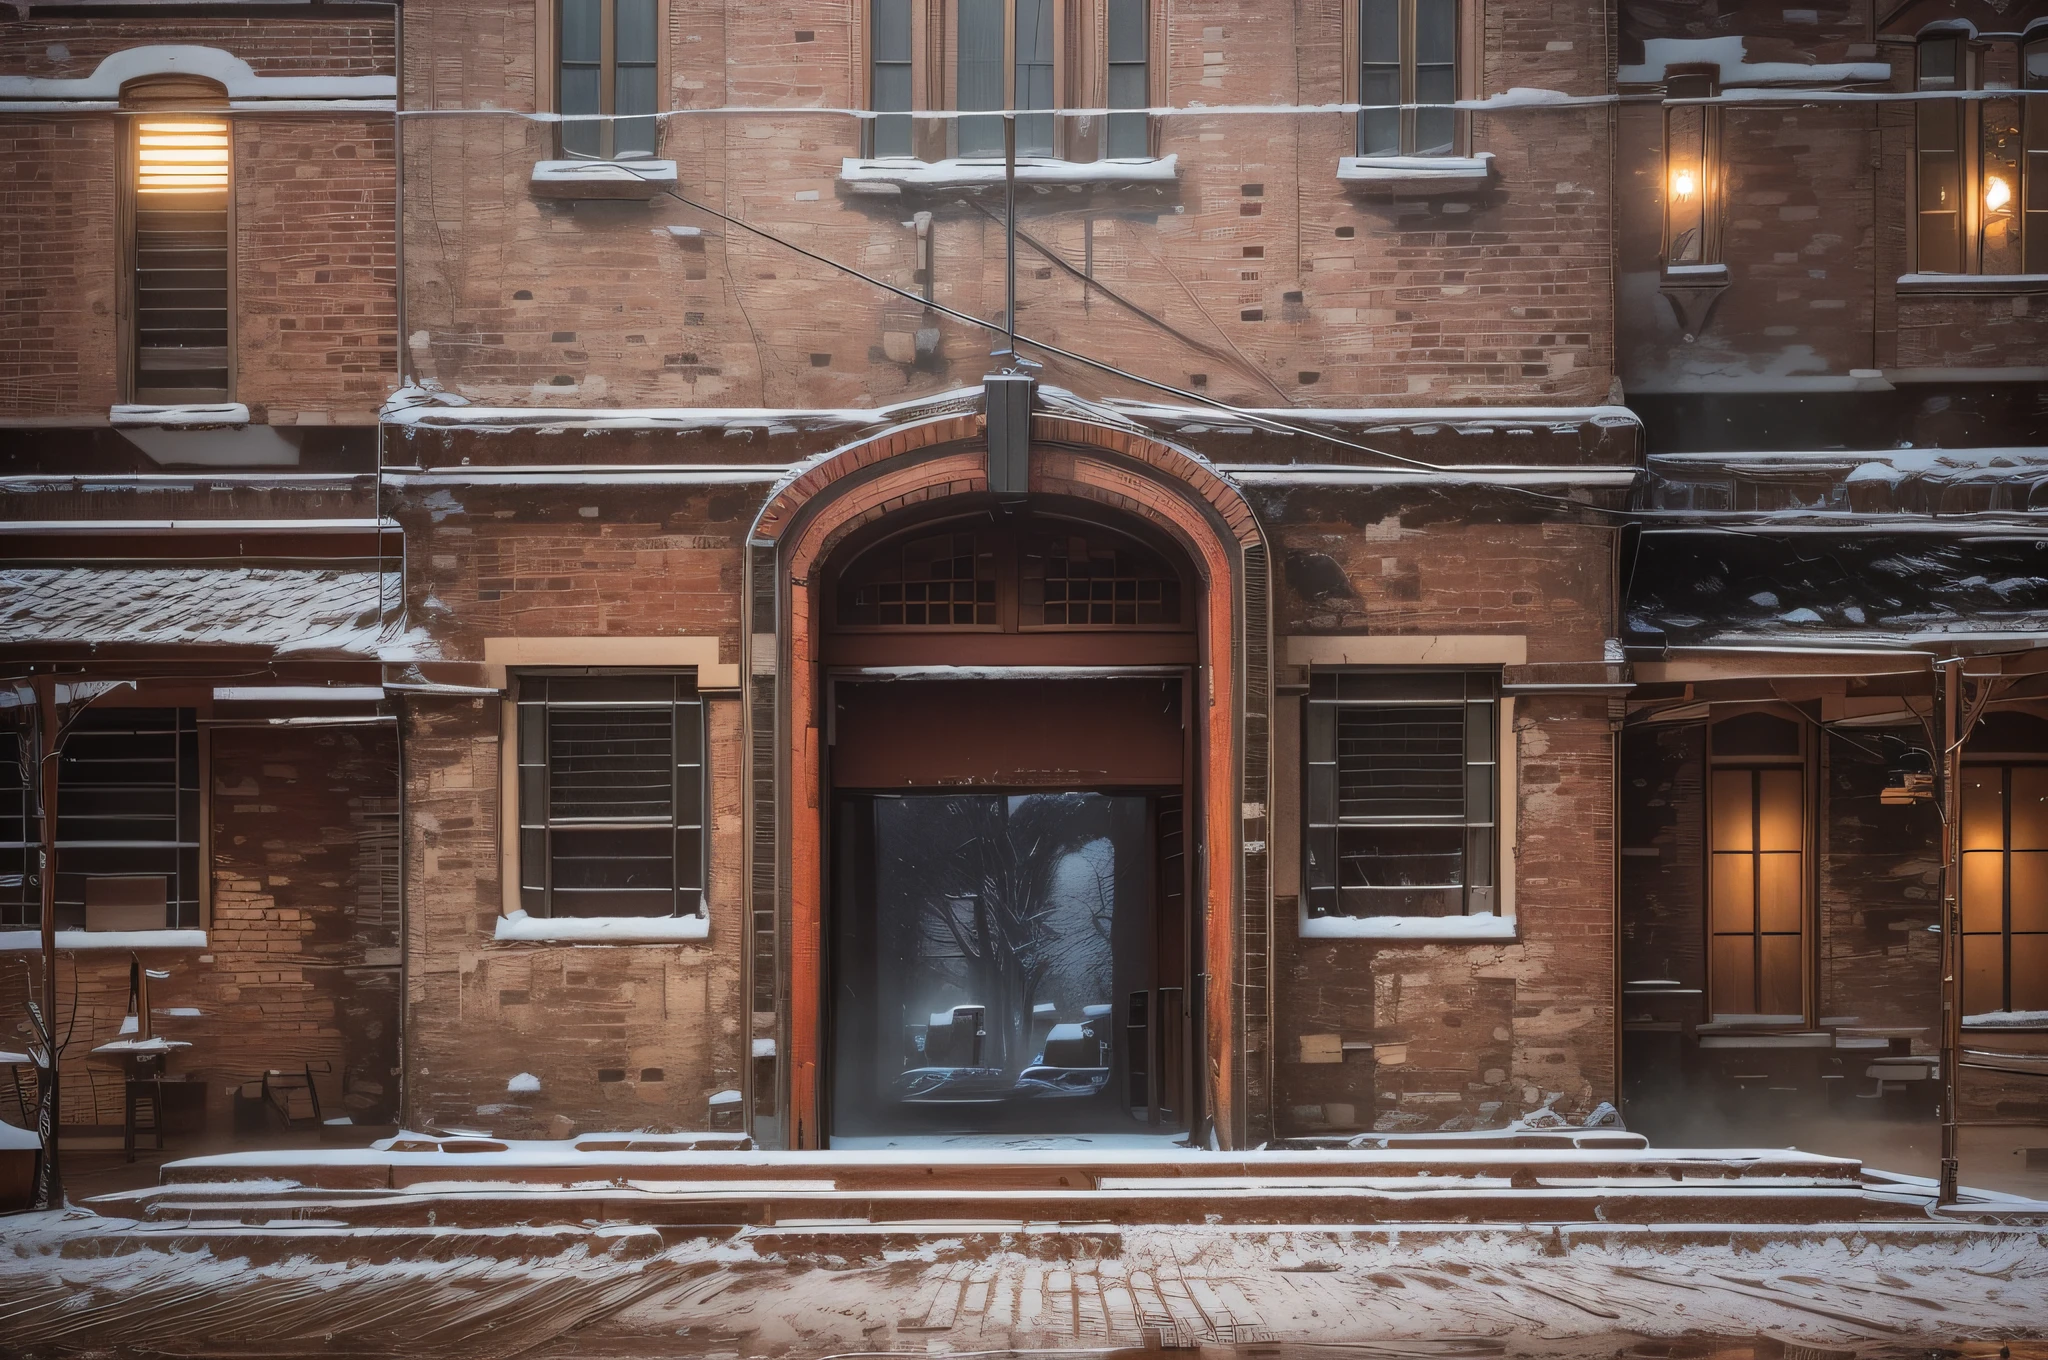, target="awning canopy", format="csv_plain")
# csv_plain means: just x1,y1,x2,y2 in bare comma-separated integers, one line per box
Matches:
0,566,411,657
